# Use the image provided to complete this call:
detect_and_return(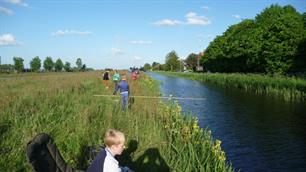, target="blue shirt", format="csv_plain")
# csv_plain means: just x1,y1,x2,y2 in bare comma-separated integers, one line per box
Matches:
114,80,129,94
